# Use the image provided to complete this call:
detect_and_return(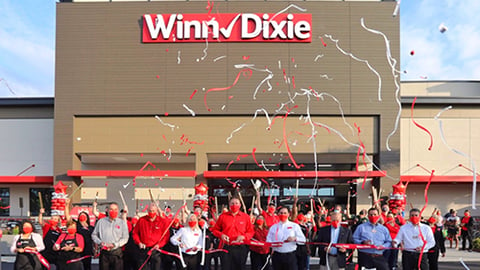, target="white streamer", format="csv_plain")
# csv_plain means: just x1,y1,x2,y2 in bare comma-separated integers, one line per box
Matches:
183,104,196,116
326,242,333,270
260,254,271,270
392,0,401,17
320,74,333,80
226,123,246,144
177,50,181,64
178,245,187,268
213,55,226,62
460,258,470,270
226,109,273,144
360,18,402,151
217,62,273,106
154,115,177,131
314,54,324,61
435,106,477,209
270,4,307,21
324,34,382,101
200,225,206,265
199,38,209,61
